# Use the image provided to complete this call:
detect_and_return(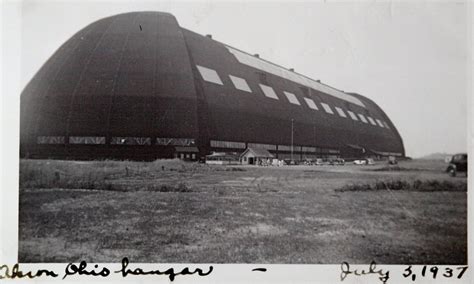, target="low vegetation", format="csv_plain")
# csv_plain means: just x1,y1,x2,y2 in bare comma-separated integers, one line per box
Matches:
18,159,467,264
336,179,467,192
19,159,203,191
145,182,192,192
370,166,422,172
